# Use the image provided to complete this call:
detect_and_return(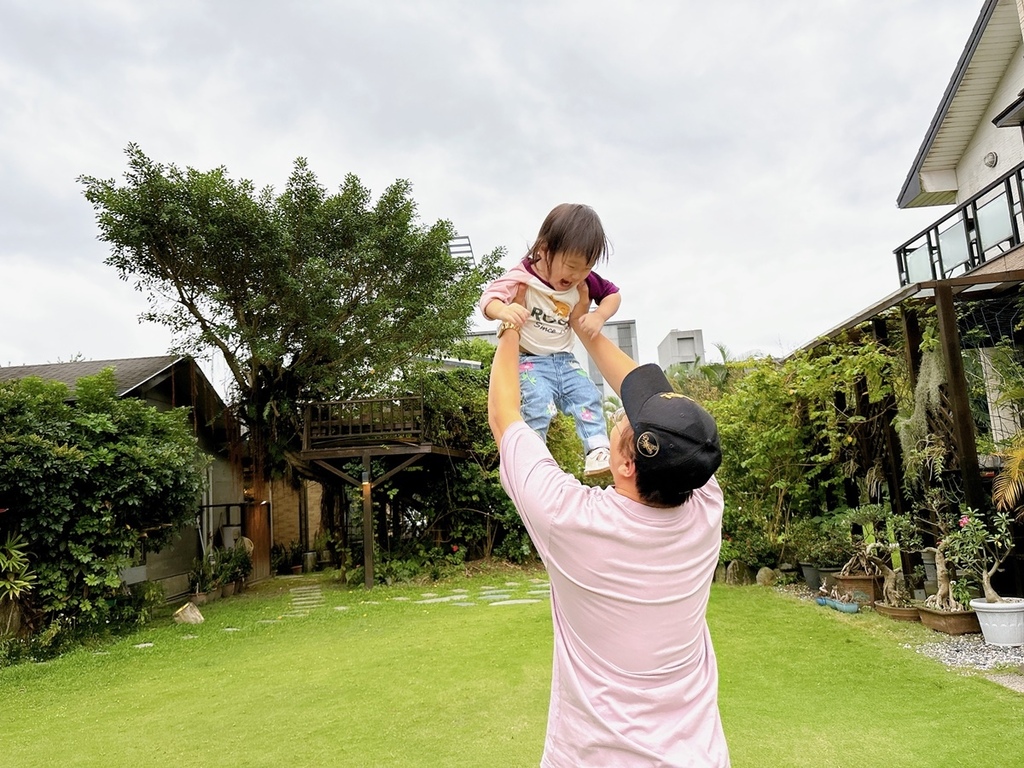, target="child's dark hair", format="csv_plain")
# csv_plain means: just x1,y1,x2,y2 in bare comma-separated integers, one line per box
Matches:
528,203,609,268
